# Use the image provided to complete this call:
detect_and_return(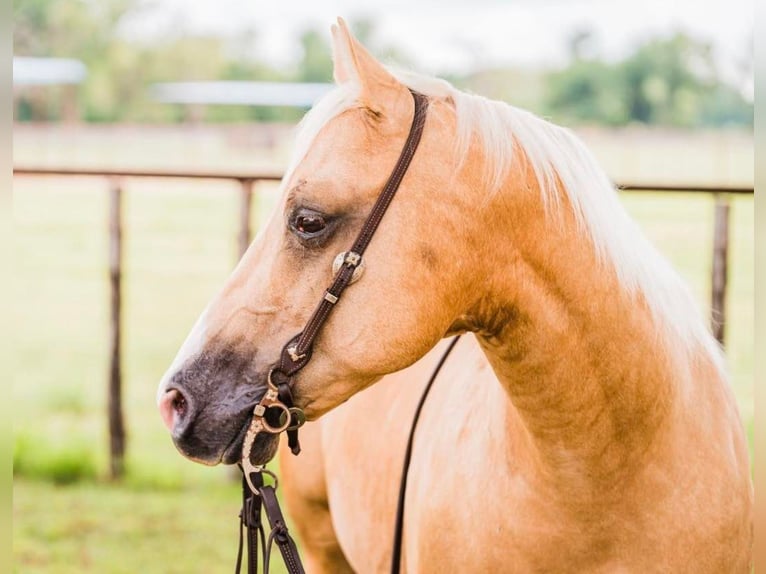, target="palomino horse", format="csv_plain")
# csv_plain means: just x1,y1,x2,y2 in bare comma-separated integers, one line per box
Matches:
158,19,752,572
